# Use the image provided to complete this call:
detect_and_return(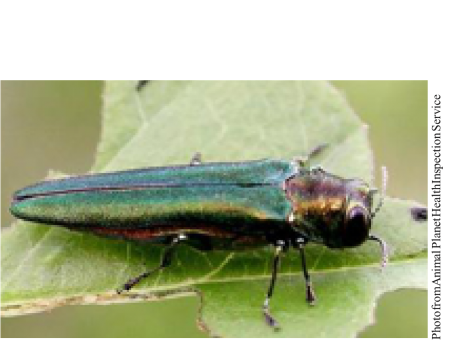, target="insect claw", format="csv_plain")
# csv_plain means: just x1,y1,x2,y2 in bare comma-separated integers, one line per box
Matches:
264,313,279,330
308,143,328,158
306,282,316,305
117,280,134,294
136,80,149,91
293,144,329,168
263,304,280,330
